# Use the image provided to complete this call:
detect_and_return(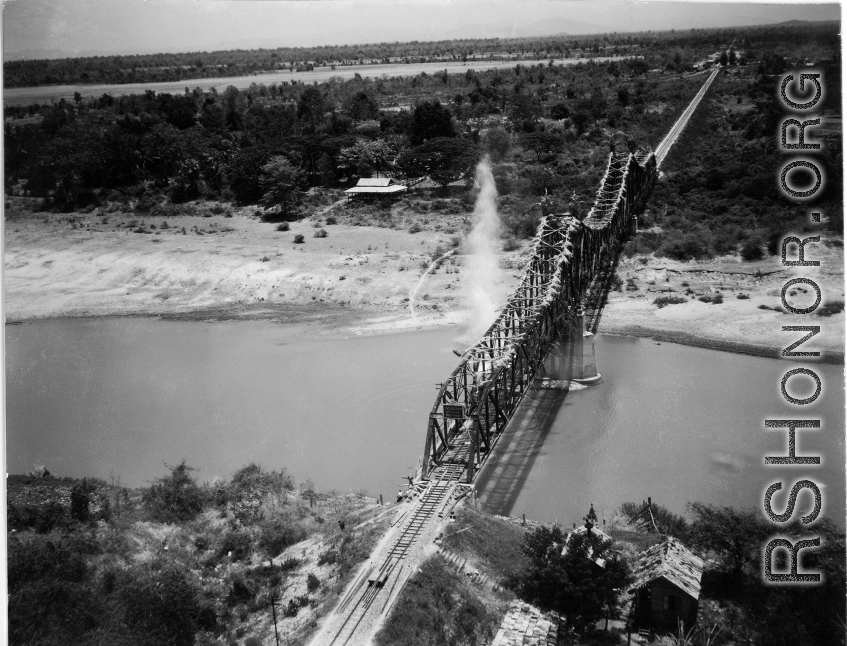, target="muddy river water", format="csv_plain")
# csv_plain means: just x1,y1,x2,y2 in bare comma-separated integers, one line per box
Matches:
6,318,844,525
